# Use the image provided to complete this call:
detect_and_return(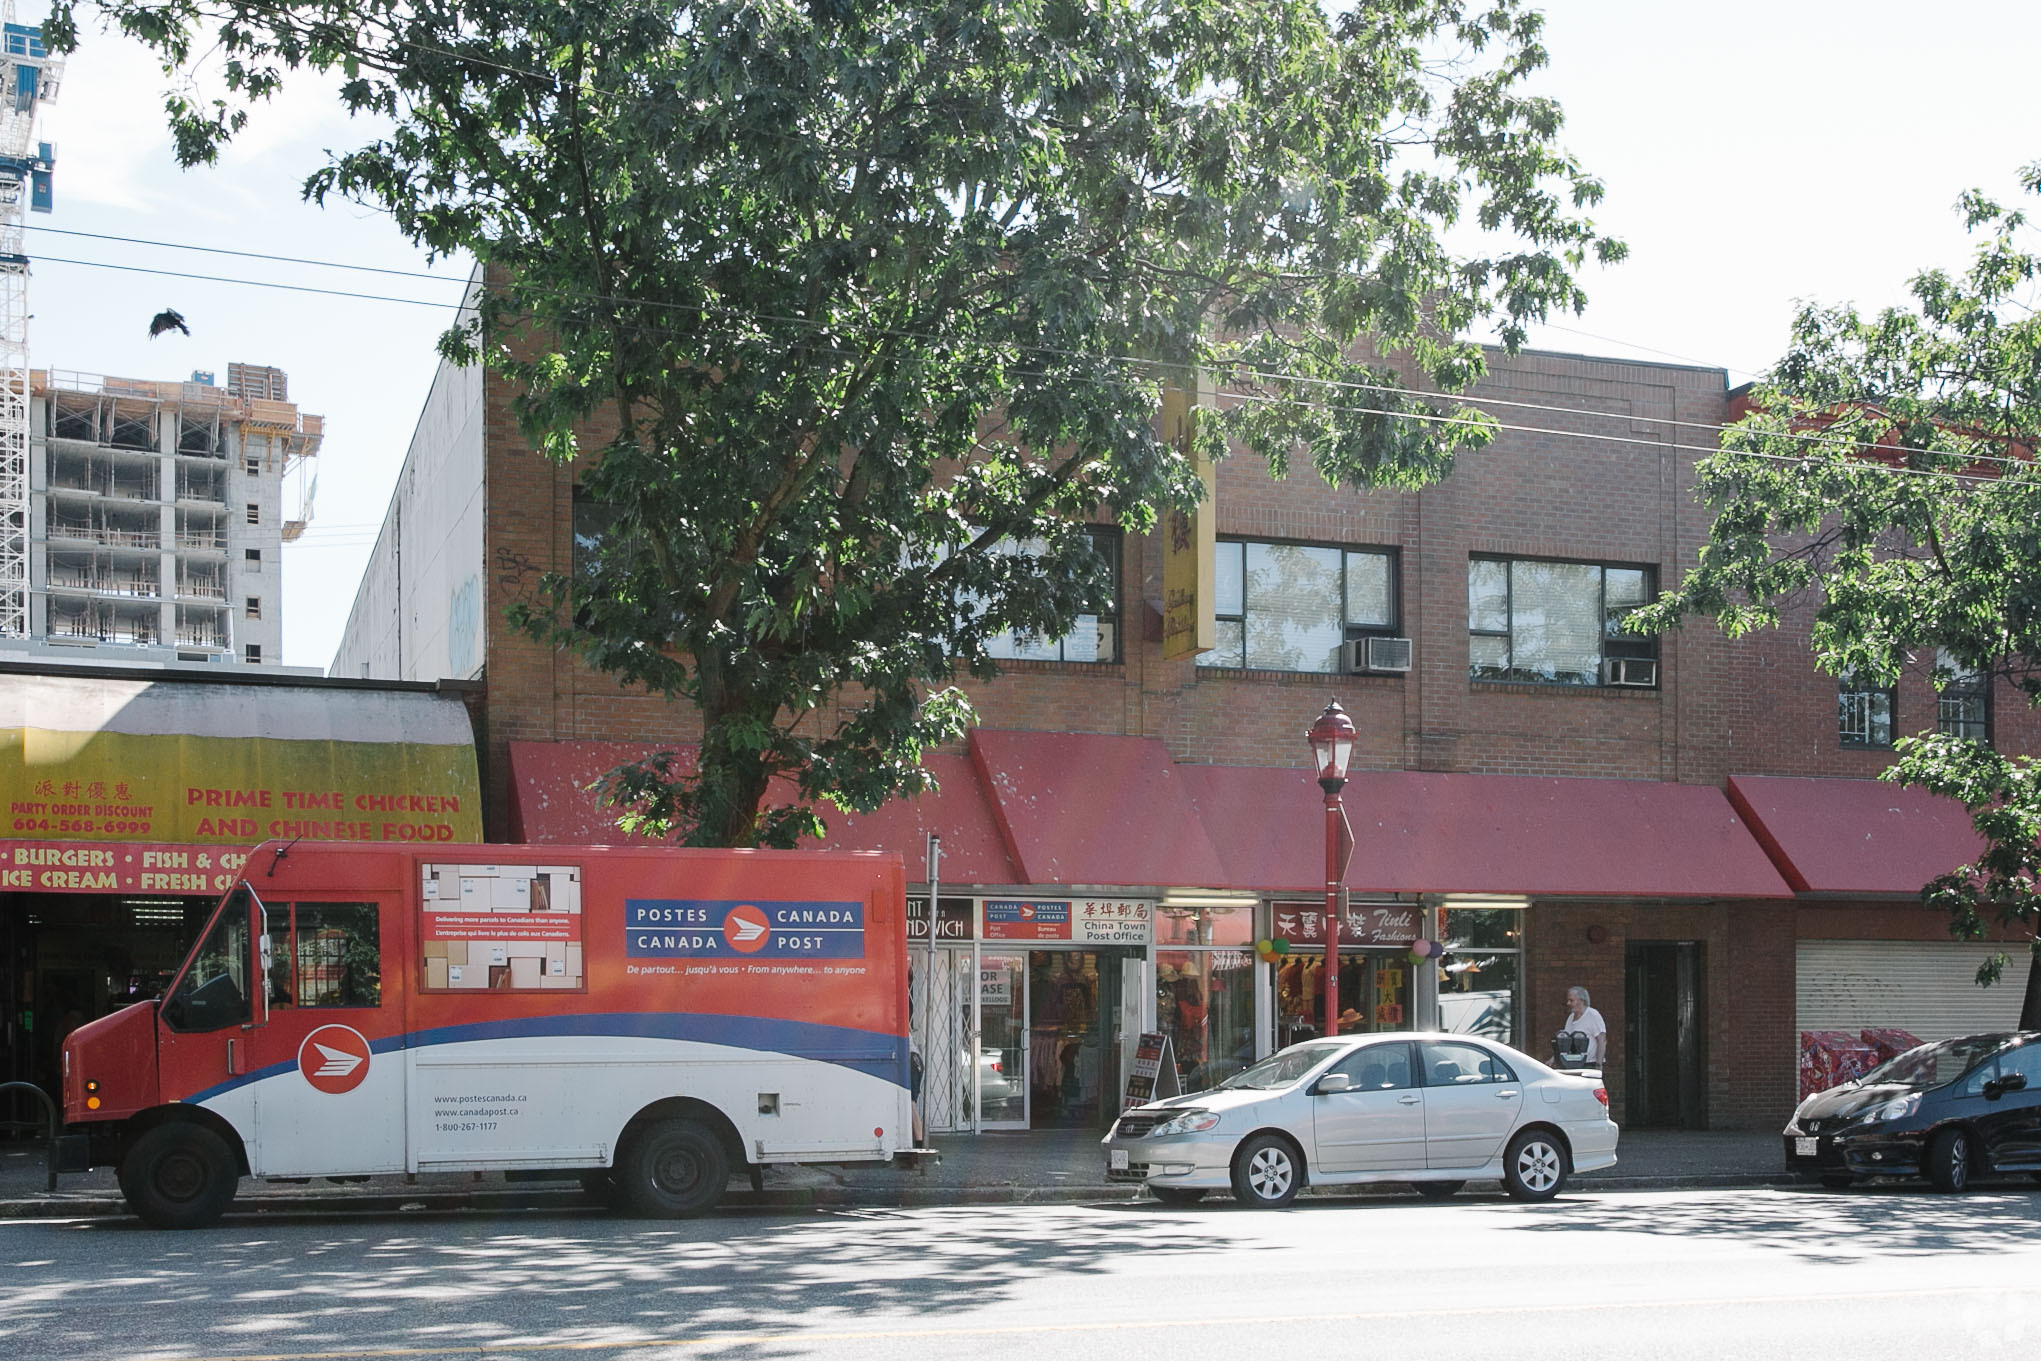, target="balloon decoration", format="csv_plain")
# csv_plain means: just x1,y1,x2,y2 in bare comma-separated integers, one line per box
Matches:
1407,939,1442,964
1254,937,1293,964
